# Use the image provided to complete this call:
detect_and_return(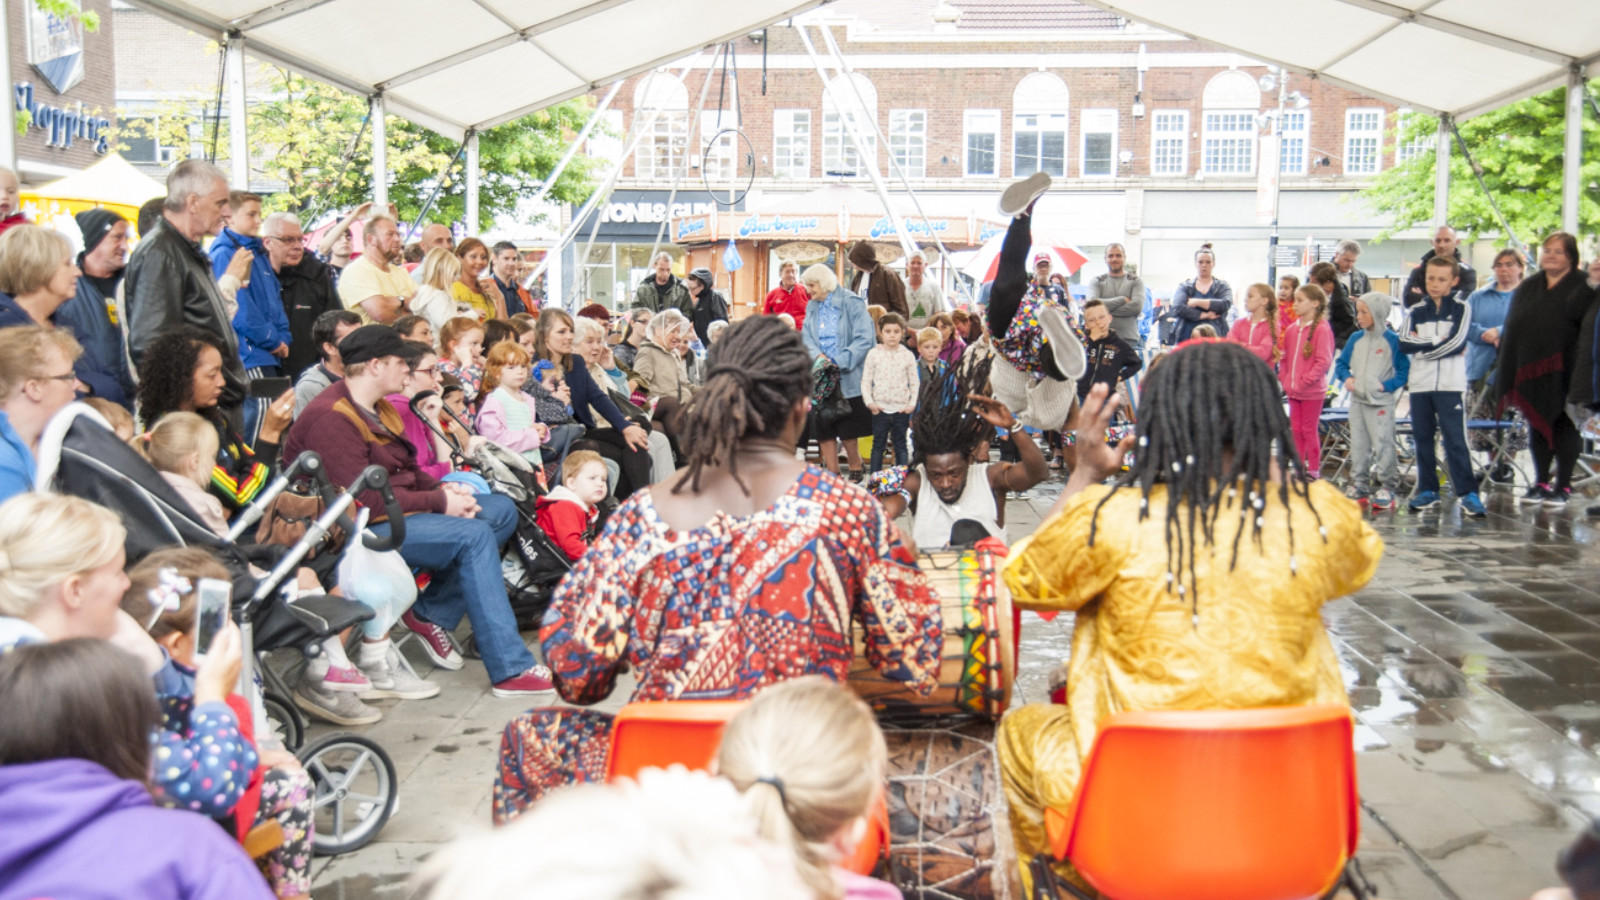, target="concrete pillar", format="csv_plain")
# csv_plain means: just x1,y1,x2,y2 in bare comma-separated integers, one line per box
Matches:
370,94,388,207
1433,114,1451,229
464,131,480,233
0,4,16,172
226,36,249,188
1563,68,1585,235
